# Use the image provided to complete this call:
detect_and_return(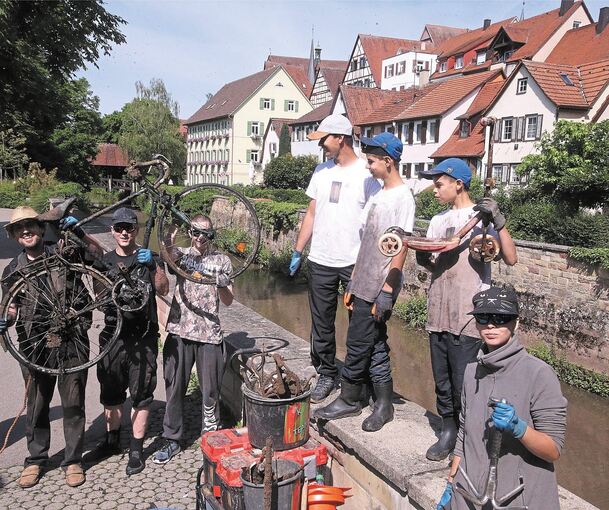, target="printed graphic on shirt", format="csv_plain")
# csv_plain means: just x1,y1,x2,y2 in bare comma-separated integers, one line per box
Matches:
329,181,342,203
